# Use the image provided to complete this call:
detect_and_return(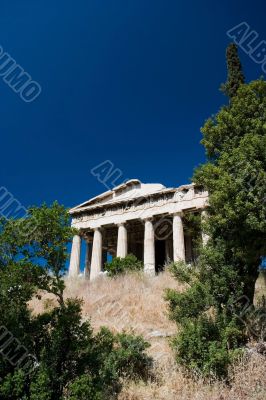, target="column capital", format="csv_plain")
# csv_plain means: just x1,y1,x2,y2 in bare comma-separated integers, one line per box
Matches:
172,211,183,217
72,233,82,240
141,217,153,222
117,221,127,227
